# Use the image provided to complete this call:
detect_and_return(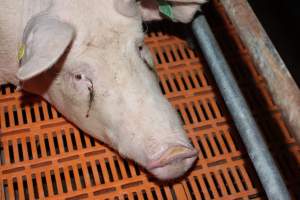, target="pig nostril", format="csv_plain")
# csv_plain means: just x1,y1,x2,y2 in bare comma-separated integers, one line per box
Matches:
147,146,198,170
